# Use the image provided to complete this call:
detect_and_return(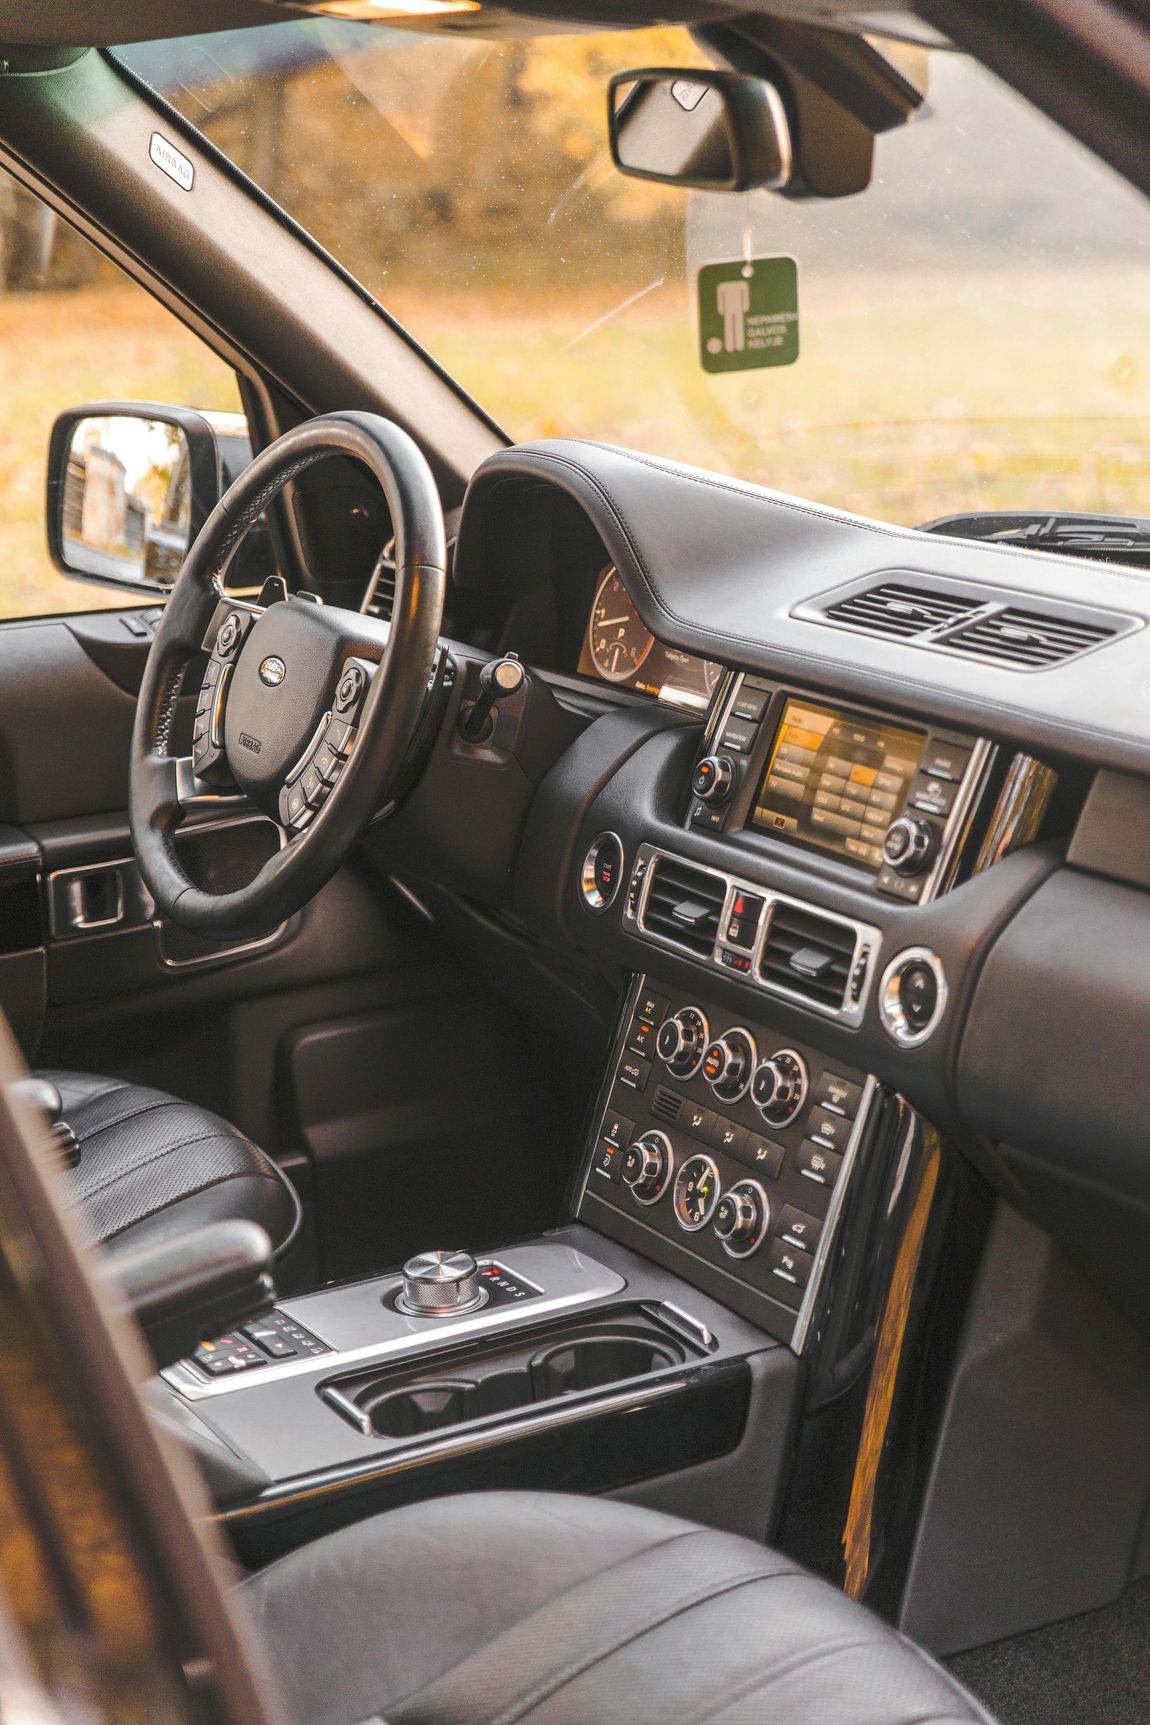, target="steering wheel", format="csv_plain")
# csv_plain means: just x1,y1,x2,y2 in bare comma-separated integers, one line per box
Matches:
130,412,446,939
